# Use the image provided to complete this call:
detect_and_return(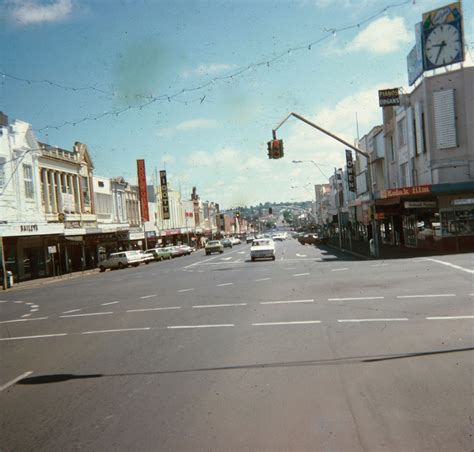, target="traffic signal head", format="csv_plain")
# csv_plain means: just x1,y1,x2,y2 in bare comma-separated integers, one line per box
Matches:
267,139,284,159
